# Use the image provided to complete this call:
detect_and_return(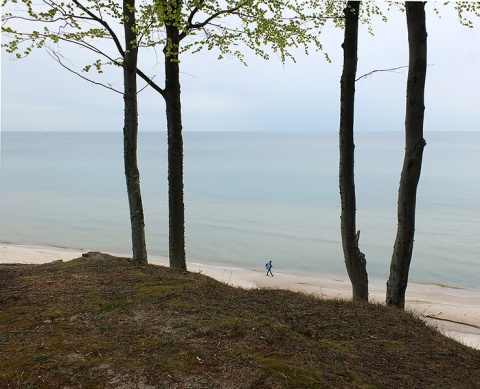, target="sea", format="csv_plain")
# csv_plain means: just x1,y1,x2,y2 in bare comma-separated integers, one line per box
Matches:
1,131,479,291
